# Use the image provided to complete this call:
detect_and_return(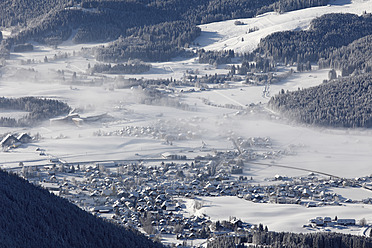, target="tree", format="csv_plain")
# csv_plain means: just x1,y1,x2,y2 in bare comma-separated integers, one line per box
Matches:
359,218,367,227
258,223,264,232
328,69,337,80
